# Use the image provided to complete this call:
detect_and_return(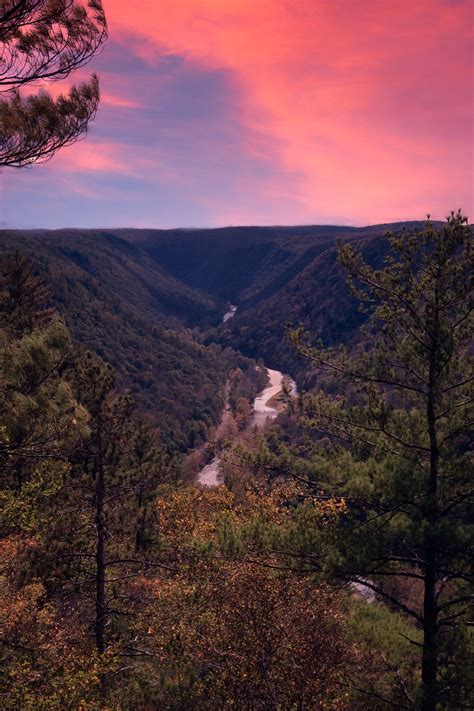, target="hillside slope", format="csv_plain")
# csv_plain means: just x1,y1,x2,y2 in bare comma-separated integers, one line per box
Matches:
2,221,434,436
119,222,430,313
119,225,353,306
0,229,219,327
213,234,392,385
120,222,427,385
0,230,247,453
191,222,433,384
